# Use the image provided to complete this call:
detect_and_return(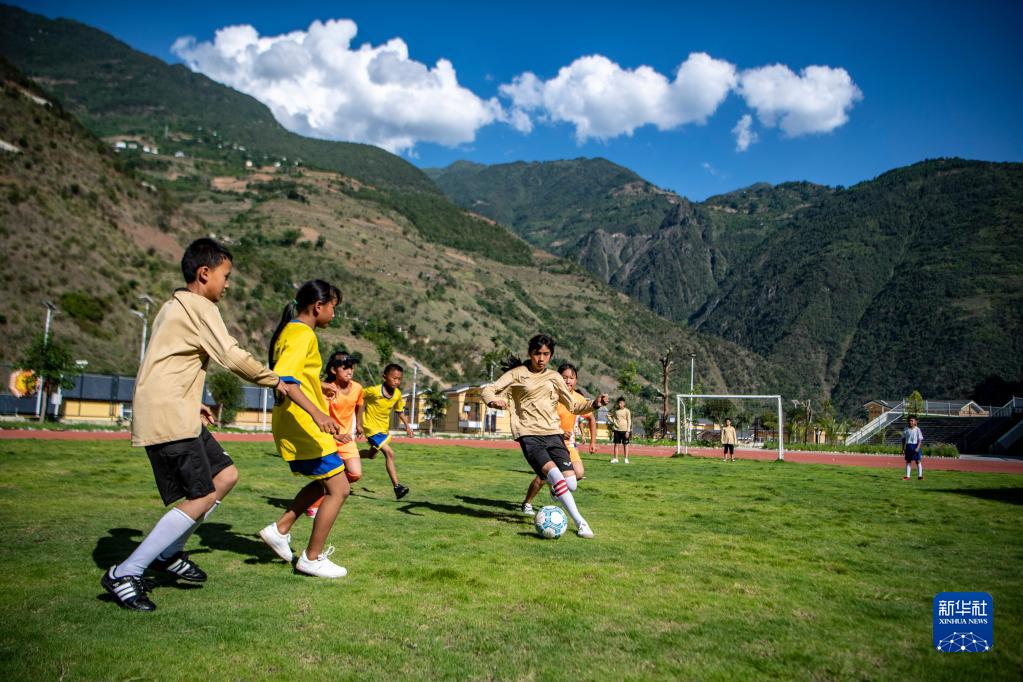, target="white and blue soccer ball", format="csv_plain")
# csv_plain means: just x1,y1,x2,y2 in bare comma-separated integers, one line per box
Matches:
534,505,568,539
